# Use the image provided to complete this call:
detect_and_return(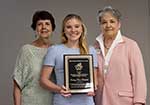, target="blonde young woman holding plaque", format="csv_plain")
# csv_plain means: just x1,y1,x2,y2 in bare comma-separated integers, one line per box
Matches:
40,14,98,105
